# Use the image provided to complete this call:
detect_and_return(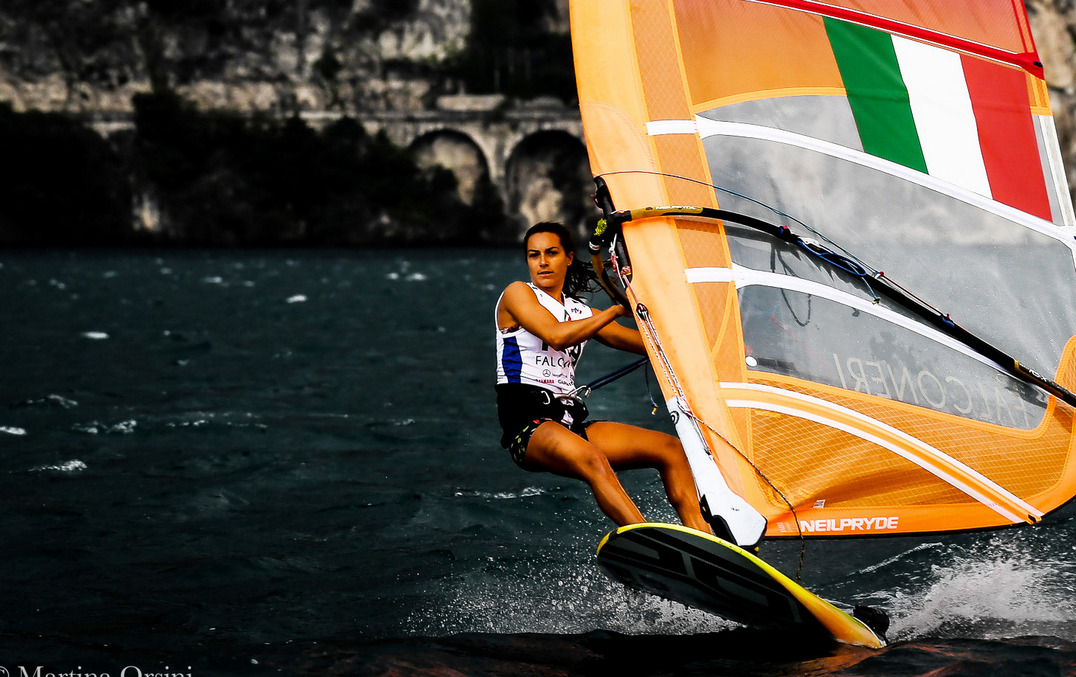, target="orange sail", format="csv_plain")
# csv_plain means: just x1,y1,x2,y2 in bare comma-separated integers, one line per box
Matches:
571,0,1076,540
